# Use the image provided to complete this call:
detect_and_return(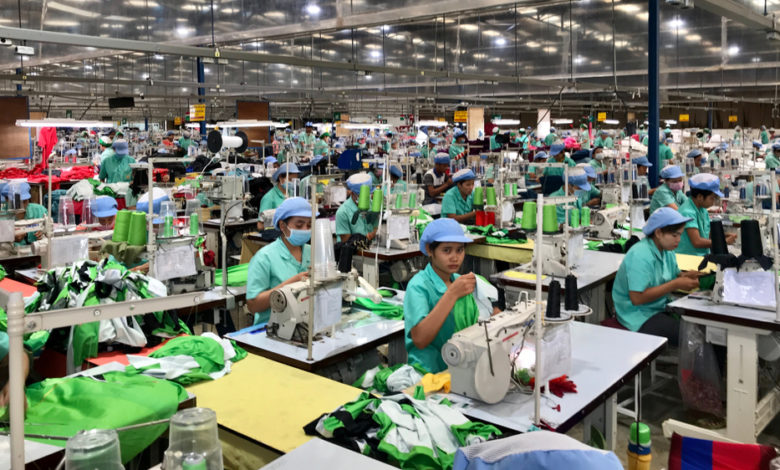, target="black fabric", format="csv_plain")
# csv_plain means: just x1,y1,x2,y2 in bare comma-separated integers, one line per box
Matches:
623,235,640,253
247,177,273,211
303,410,384,461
